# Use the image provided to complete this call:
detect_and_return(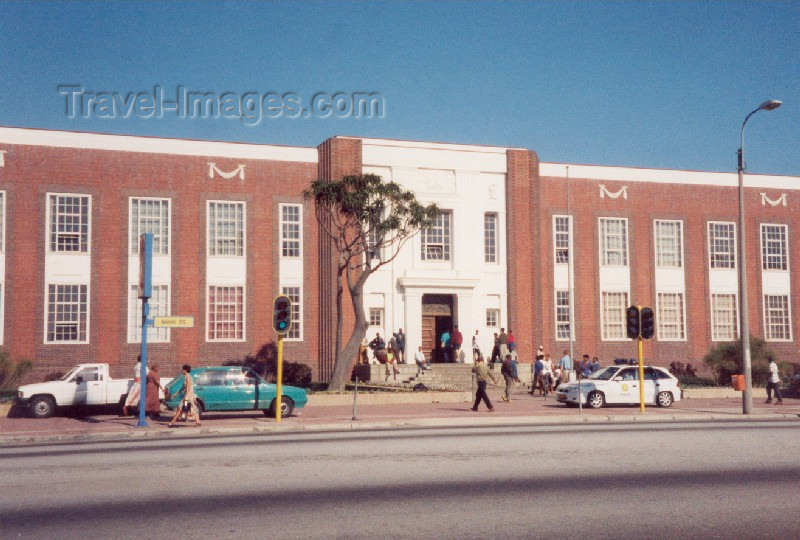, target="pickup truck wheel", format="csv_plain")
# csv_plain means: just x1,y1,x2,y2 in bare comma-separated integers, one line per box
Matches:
31,396,56,419
267,397,294,418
